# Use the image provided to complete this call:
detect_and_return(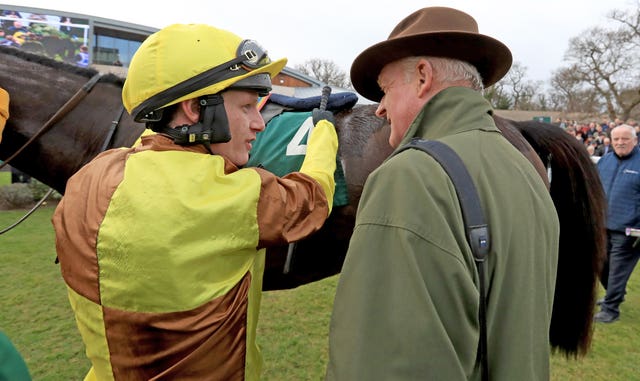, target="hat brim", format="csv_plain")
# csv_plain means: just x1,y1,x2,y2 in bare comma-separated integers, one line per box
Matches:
351,32,512,102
